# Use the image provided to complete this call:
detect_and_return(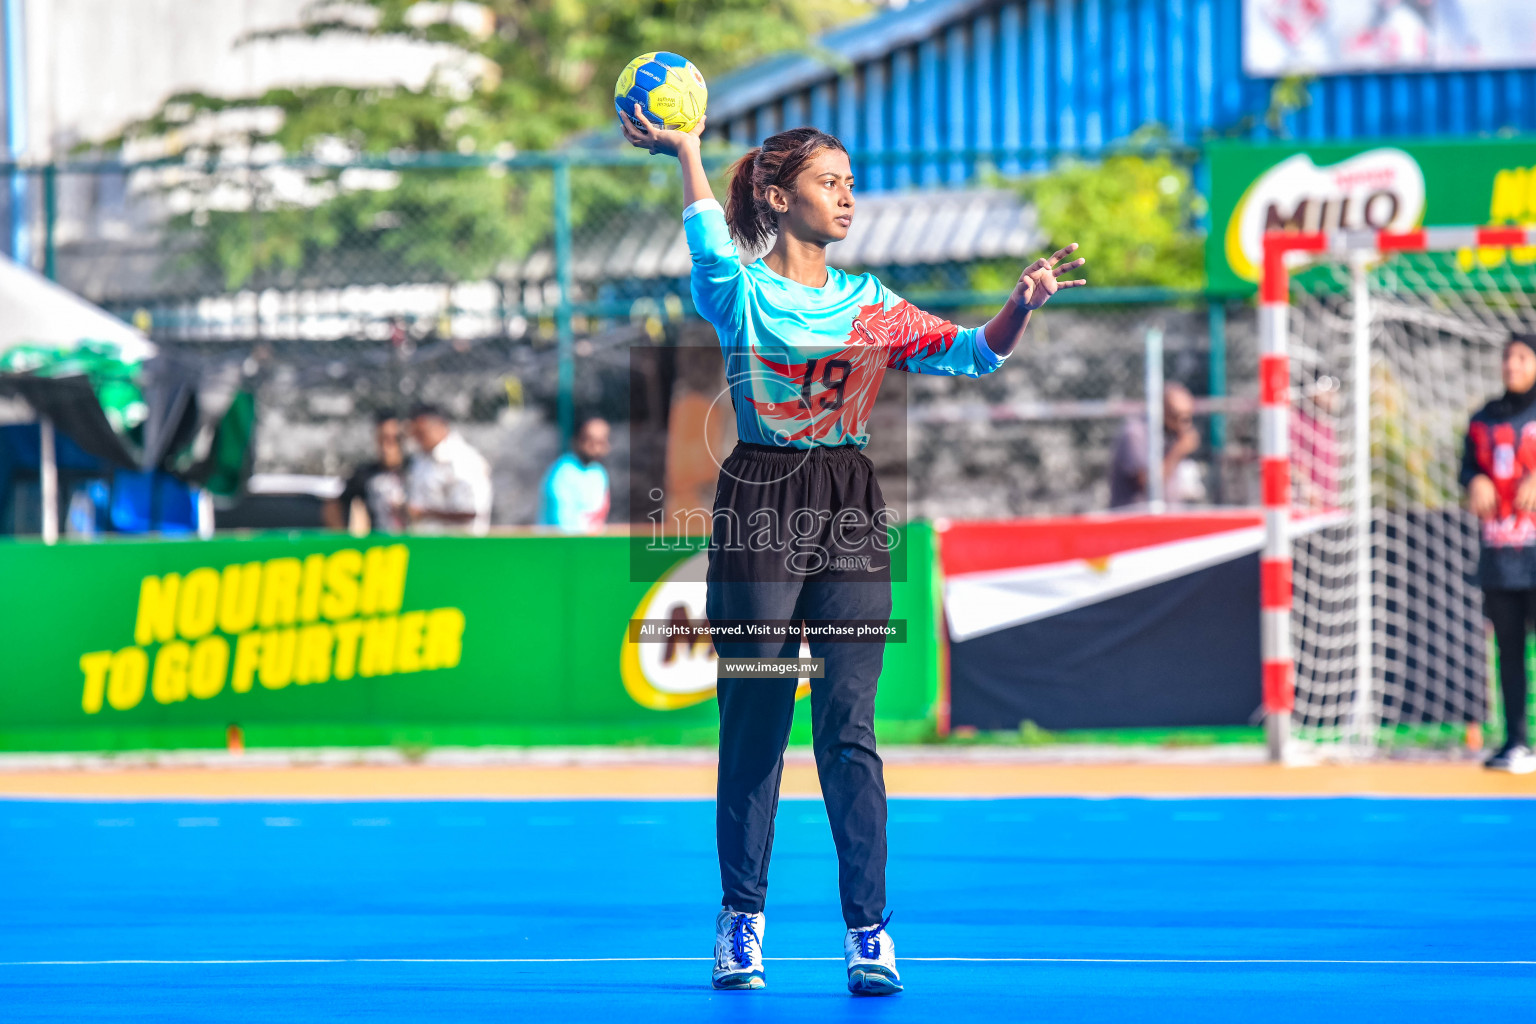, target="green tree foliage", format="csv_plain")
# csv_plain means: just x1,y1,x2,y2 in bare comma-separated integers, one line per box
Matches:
972,146,1207,294
170,166,548,291
118,0,865,291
